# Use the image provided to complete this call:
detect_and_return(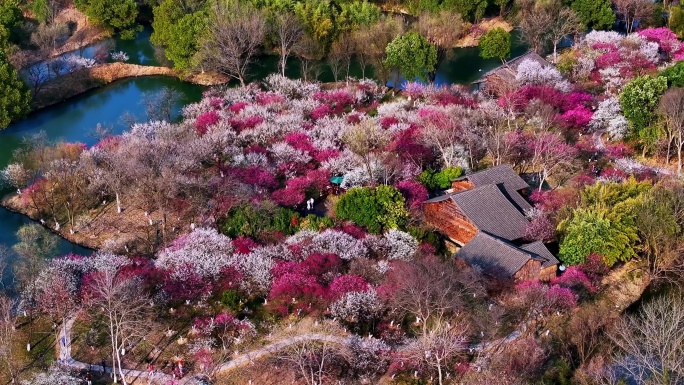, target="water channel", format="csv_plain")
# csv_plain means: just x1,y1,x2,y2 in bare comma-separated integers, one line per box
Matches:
0,27,527,285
